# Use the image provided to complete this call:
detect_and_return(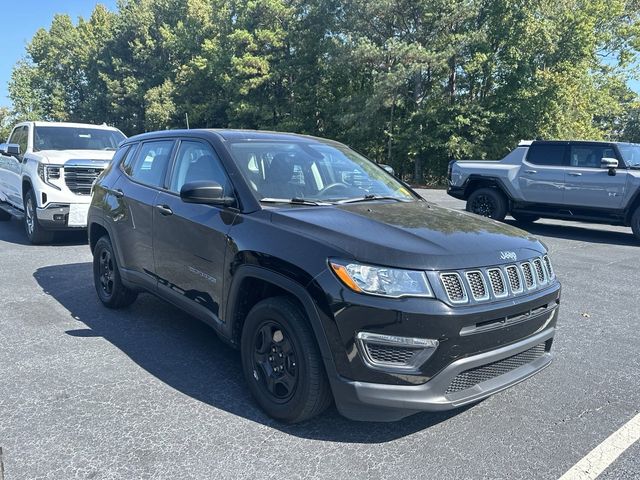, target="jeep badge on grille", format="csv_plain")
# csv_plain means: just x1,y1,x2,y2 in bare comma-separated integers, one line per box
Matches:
500,251,517,261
